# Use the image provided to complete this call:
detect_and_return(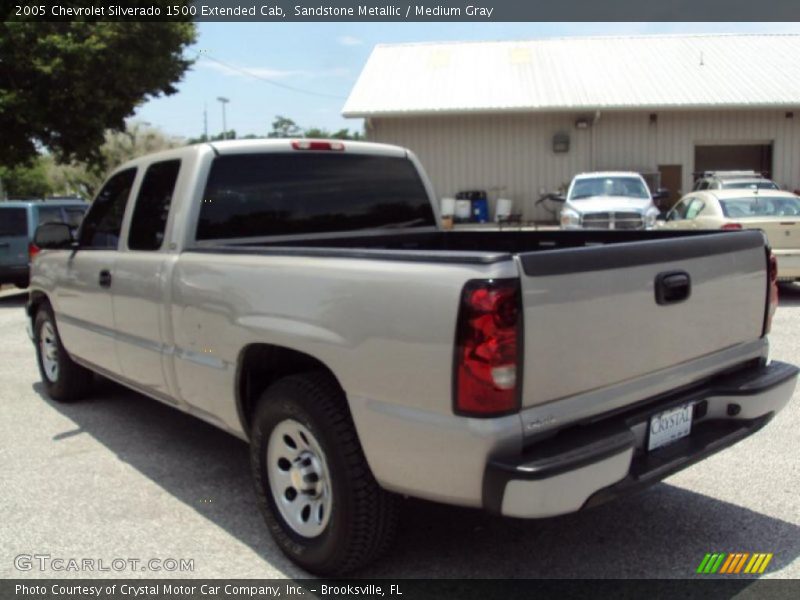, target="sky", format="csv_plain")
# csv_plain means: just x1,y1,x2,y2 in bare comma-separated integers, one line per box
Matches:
134,22,800,140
